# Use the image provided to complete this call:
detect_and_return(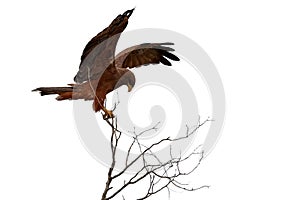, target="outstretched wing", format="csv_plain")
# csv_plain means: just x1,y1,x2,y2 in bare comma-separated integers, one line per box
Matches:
74,8,135,83
115,43,180,69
